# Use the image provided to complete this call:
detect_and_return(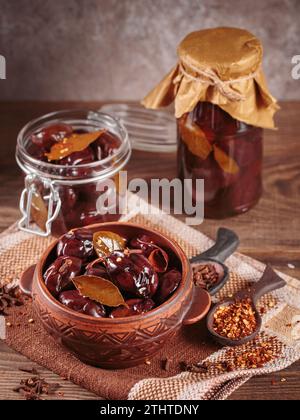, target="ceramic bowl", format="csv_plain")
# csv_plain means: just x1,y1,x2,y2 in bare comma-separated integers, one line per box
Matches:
21,222,211,369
